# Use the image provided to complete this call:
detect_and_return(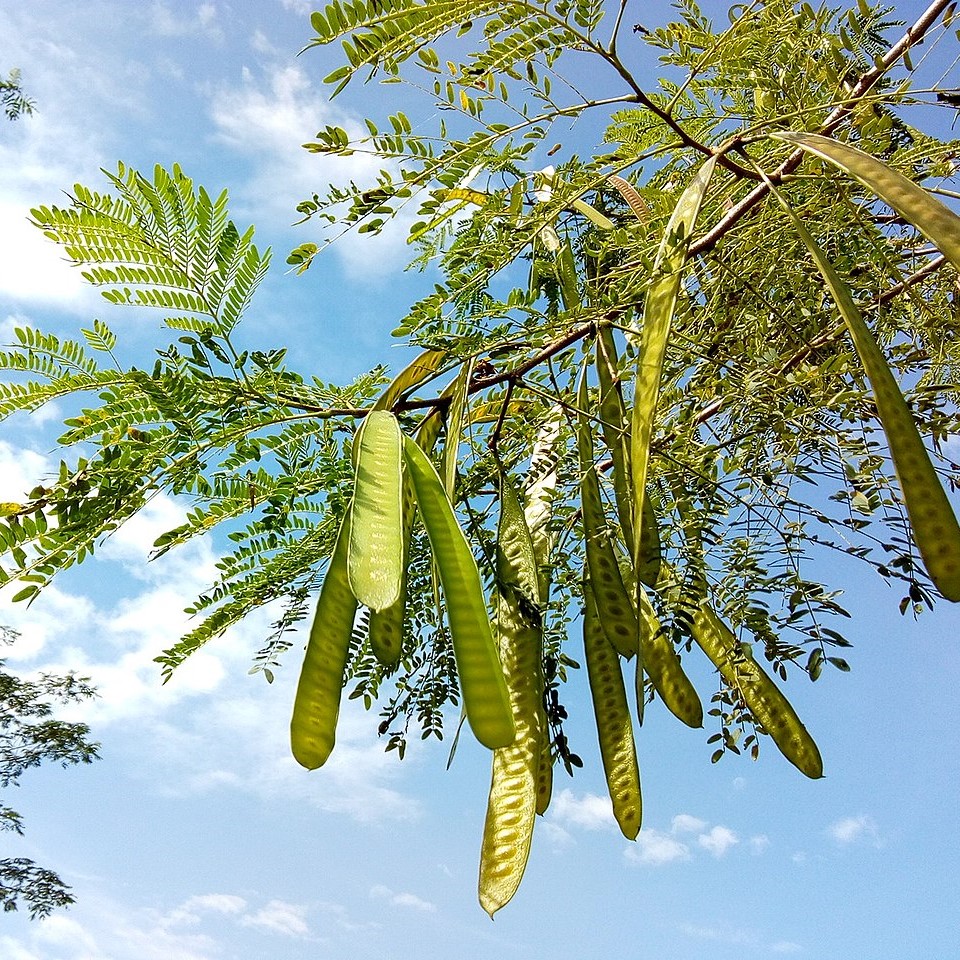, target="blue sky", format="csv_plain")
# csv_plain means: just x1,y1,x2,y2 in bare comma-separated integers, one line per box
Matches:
0,1,958,958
